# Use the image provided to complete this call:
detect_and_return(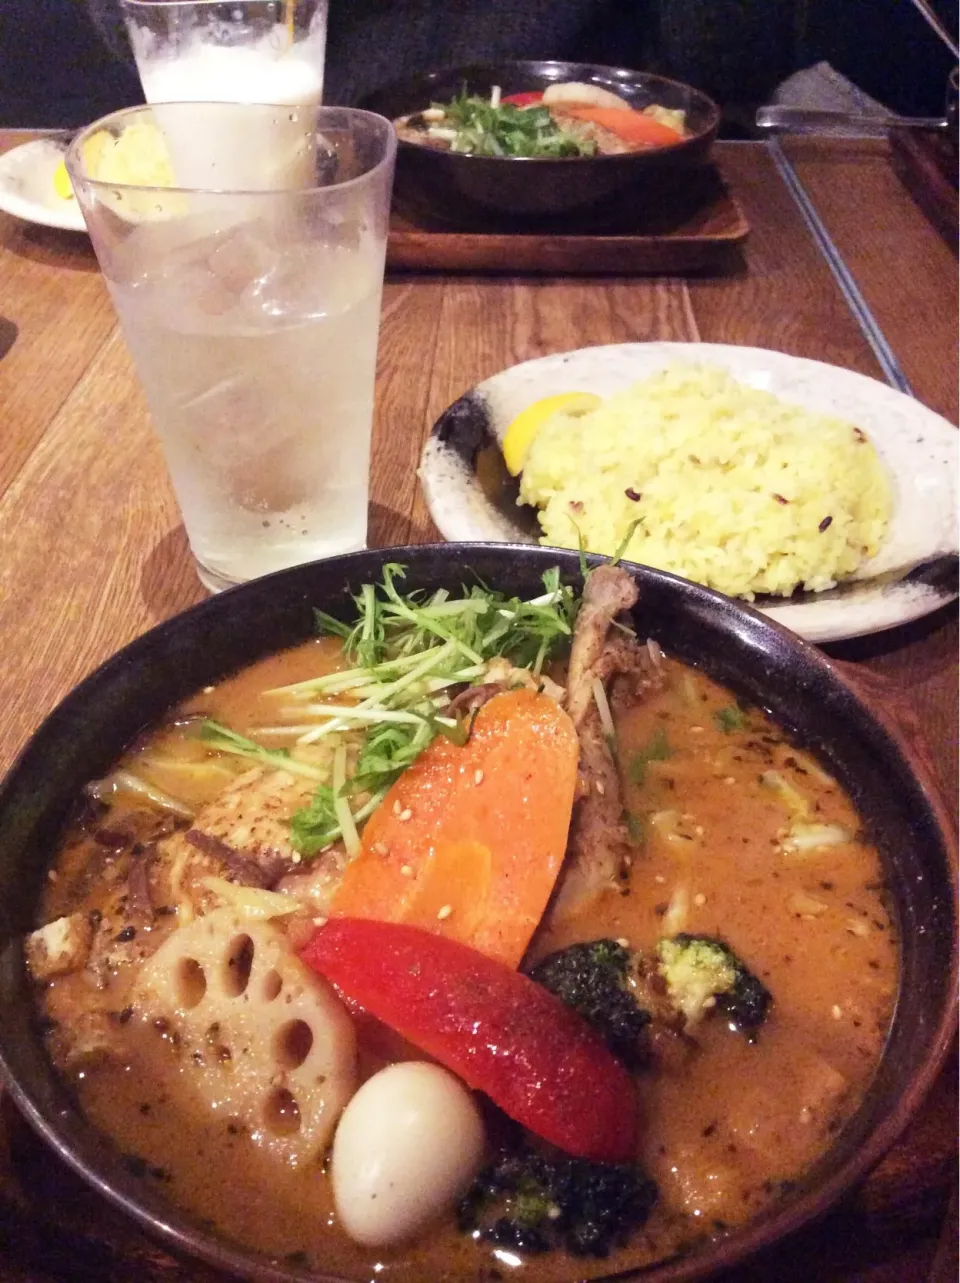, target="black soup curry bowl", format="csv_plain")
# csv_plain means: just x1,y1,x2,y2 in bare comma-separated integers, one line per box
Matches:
360,61,721,229
0,544,955,1283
